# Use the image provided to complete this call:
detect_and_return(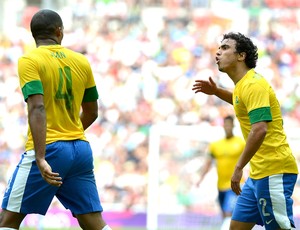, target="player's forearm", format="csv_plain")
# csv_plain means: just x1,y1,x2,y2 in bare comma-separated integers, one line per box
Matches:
215,88,233,105
80,112,98,130
235,125,267,170
201,158,212,176
199,167,210,182
29,105,47,160
80,101,98,130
